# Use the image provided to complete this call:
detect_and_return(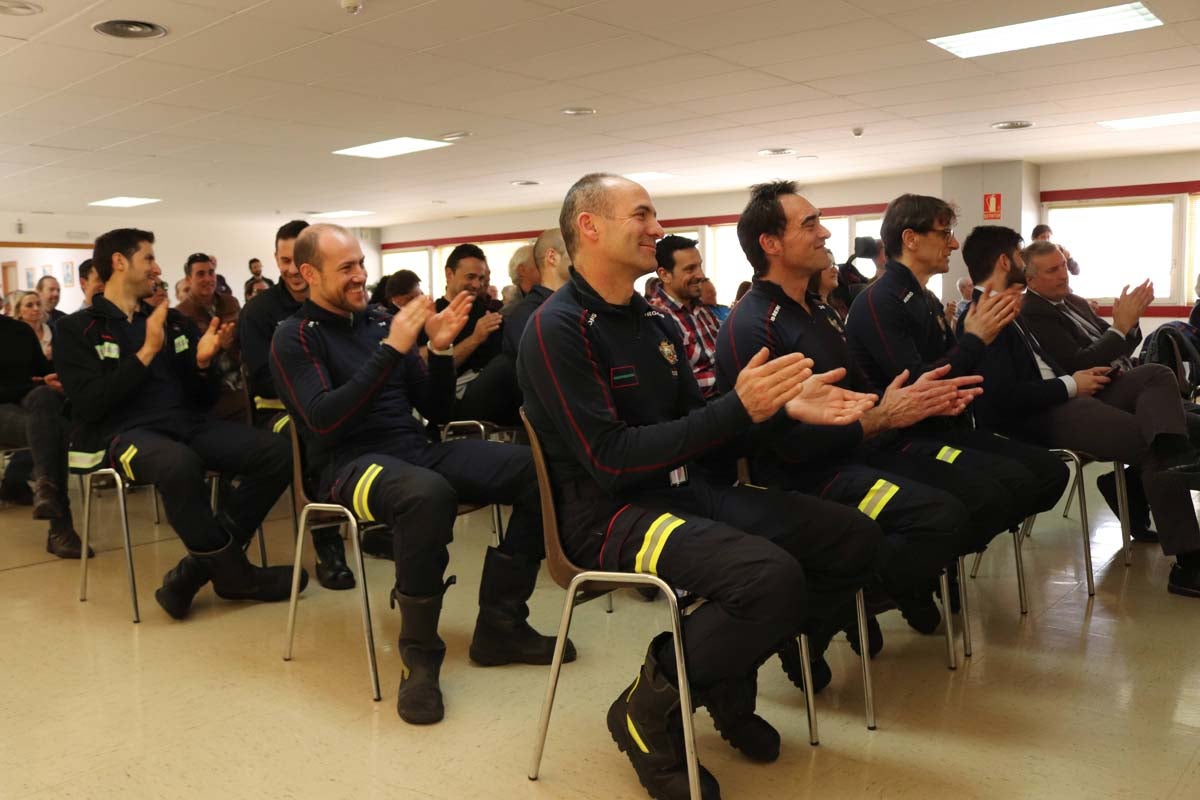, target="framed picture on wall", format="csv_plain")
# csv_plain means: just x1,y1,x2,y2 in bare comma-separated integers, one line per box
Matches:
23,267,35,289
41,264,53,277
62,261,75,287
